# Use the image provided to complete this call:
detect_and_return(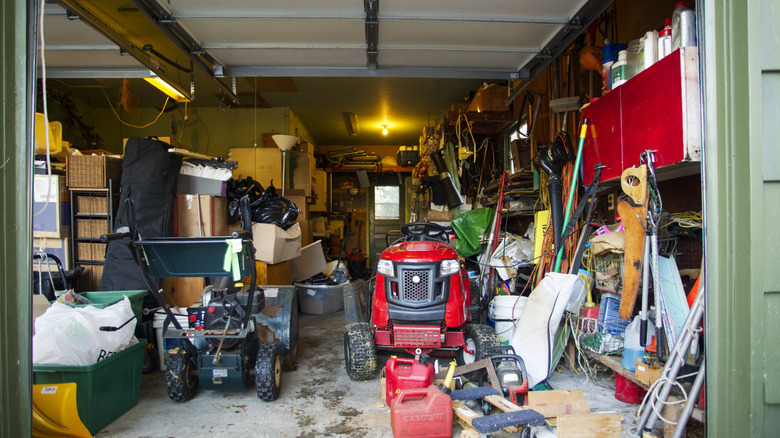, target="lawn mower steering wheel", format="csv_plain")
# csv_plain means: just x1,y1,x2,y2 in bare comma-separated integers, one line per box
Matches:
401,222,448,242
